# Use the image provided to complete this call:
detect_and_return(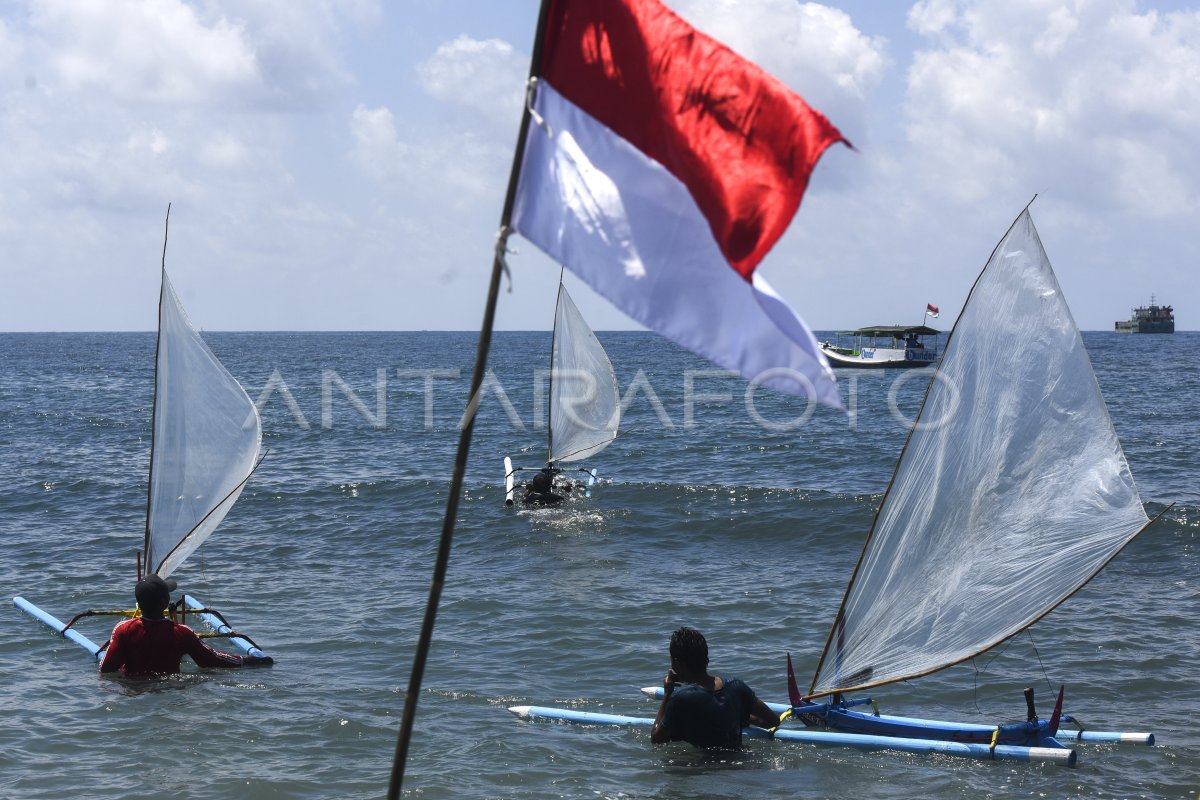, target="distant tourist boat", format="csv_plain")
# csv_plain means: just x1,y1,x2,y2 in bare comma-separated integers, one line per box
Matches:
820,325,940,368
1115,296,1174,333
